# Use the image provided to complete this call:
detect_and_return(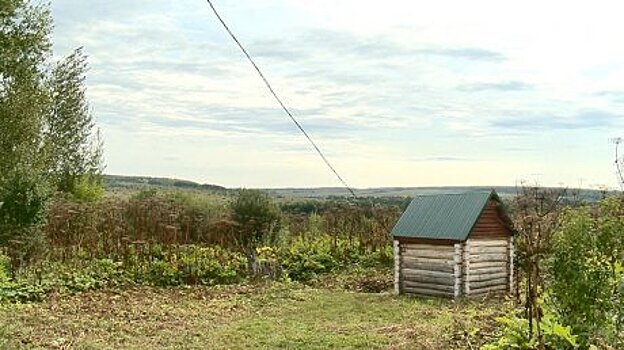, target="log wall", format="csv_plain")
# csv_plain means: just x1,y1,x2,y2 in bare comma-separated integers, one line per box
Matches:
393,240,400,295
398,241,460,298
396,236,513,298
462,237,511,296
